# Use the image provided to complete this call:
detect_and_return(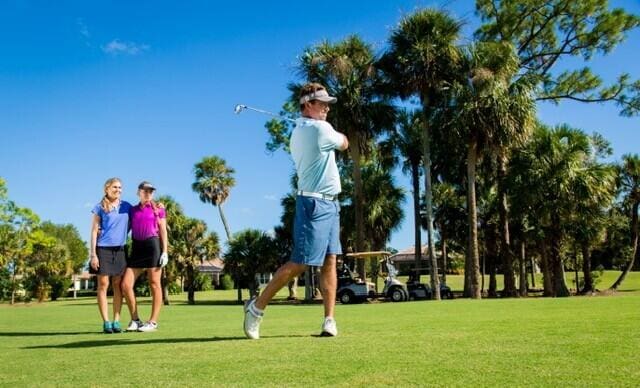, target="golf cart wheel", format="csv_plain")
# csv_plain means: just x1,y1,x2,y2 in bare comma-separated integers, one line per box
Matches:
389,287,405,302
338,290,355,304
